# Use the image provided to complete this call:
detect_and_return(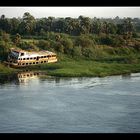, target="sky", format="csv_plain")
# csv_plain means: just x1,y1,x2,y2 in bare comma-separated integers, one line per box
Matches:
0,7,140,18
